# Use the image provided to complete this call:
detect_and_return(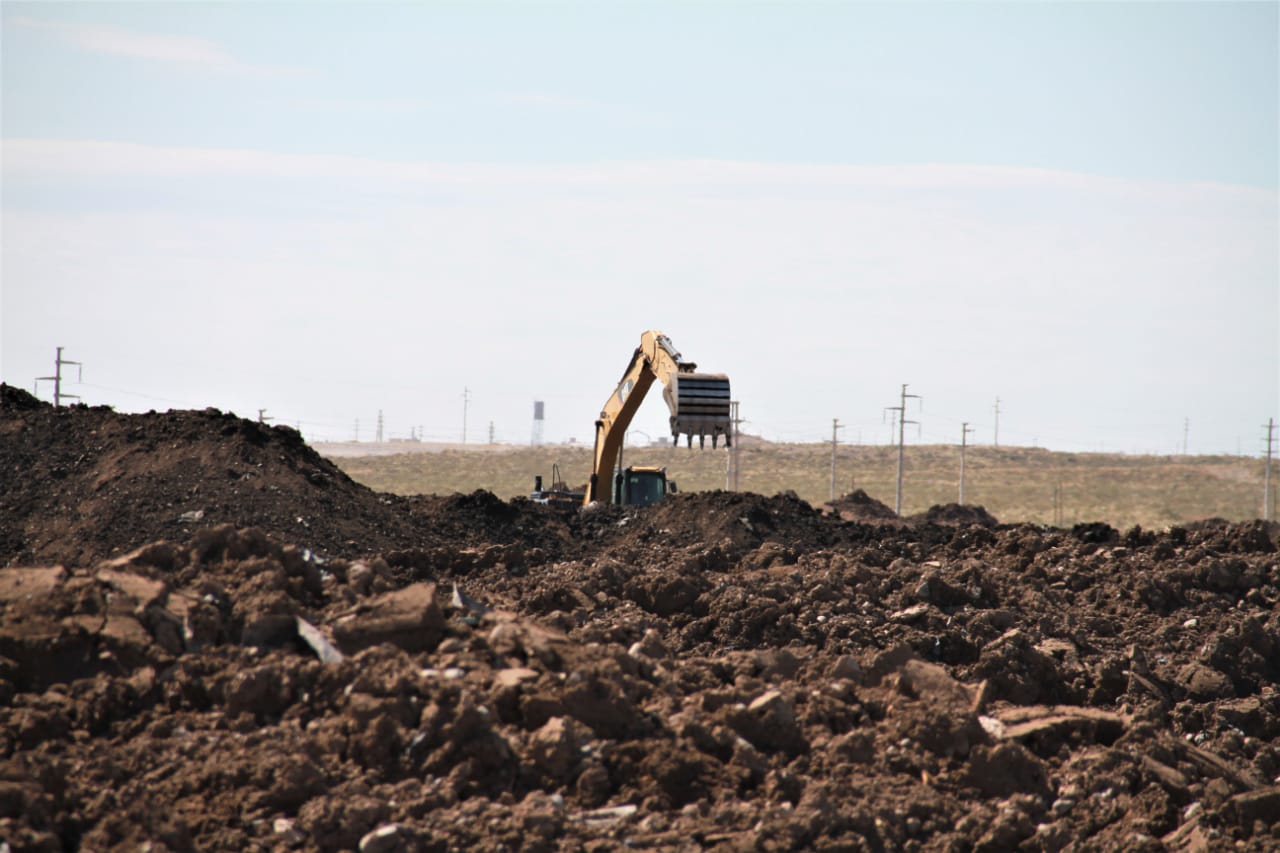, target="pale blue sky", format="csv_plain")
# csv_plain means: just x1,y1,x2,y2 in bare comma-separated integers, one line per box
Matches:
2,2,1277,458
